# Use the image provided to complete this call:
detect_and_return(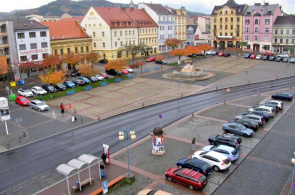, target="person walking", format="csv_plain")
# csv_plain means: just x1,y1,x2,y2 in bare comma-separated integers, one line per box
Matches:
100,162,106,179
101,152,107,164
192,138,196,150
60,103,65,114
